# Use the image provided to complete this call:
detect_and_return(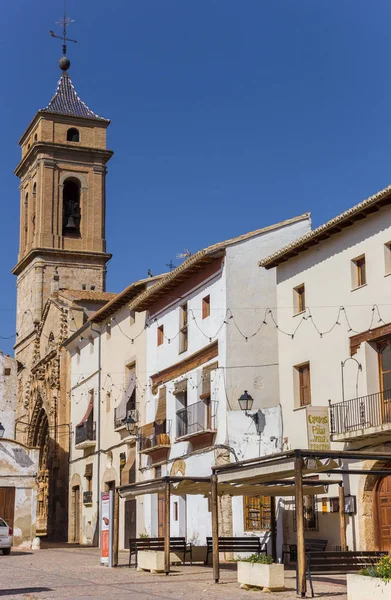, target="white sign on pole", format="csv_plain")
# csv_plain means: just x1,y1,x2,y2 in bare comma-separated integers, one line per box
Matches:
100,491,114,567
